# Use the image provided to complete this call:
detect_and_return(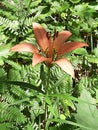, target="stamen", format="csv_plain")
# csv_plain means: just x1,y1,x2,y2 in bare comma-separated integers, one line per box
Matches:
55,31,58,37
54,29,56,35
46,32,51,39
53,29,58,40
